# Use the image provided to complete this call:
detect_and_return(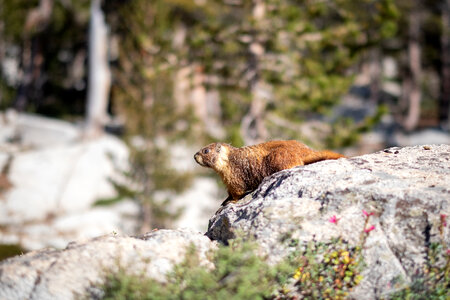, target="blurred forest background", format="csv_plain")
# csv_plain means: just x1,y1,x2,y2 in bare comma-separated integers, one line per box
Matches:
0,0,449,239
